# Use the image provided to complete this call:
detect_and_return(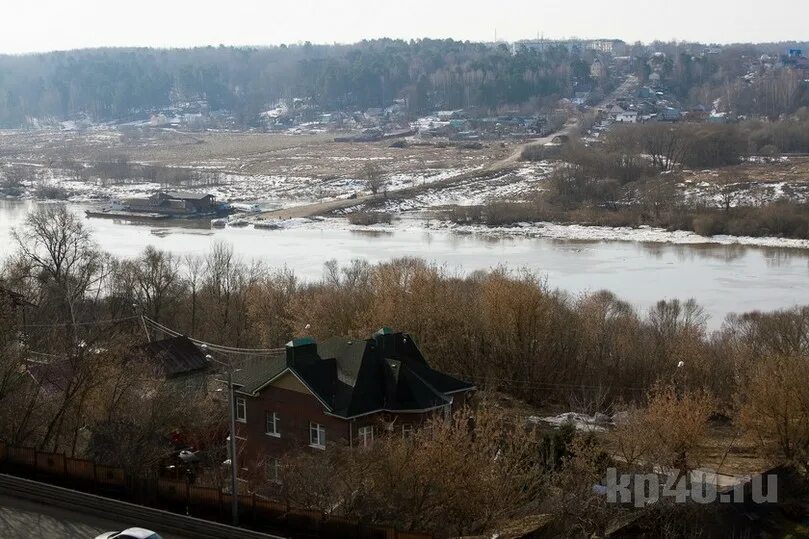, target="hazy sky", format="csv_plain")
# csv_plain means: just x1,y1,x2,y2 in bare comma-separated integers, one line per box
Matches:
1,0,806,54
